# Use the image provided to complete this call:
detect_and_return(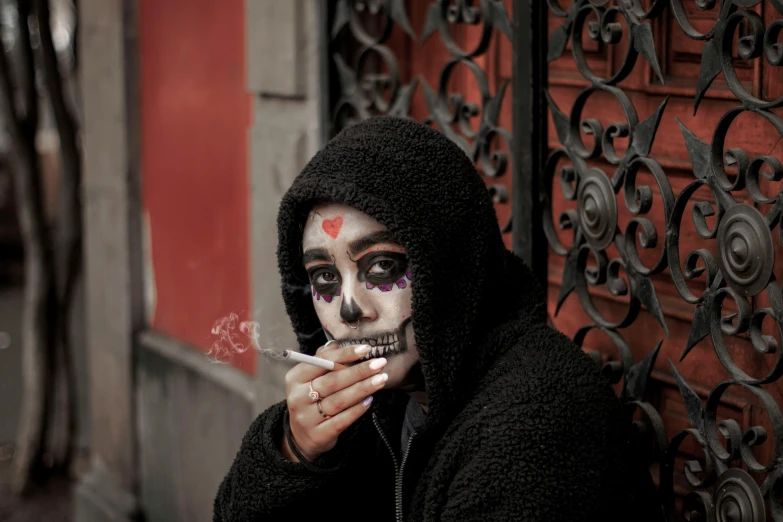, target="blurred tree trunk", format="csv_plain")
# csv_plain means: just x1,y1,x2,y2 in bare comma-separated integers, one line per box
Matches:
0,0,80,494
35,0,80,475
